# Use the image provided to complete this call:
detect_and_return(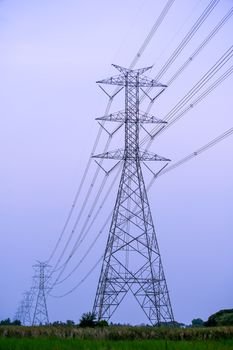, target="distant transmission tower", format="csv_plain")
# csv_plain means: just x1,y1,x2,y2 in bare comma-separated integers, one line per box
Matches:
93,65,174,325
22,291,34,326
32,261,50,325
14,300,25,324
